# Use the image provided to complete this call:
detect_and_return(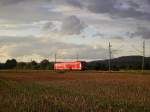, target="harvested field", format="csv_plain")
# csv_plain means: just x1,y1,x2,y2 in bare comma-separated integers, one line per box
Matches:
0,71,150,112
